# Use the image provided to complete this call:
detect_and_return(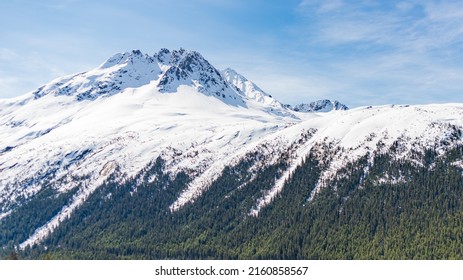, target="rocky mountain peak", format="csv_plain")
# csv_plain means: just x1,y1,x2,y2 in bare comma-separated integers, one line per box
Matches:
286,99,348,112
